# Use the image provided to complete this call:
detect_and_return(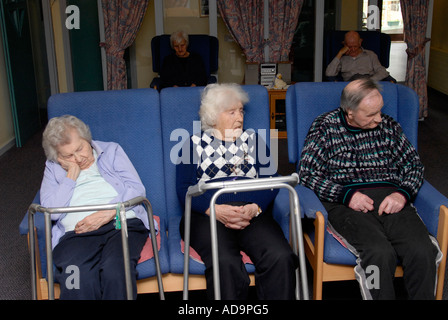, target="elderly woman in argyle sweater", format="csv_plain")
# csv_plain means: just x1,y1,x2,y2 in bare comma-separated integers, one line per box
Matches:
176,83,298,300
299,79,441,300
